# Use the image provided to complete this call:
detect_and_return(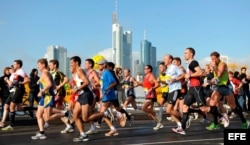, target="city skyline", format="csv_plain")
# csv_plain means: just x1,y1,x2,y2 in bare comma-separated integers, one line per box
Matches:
1,0,250,74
